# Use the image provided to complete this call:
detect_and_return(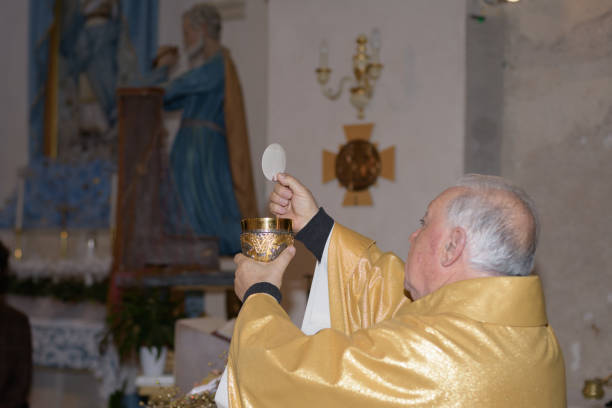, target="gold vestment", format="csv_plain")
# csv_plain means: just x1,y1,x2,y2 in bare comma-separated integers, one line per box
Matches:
227,223,566,407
